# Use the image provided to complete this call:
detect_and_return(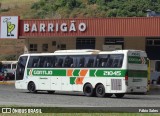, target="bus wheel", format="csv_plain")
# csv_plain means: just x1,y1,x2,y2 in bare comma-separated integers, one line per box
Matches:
28,82,37,93
83,83,95,97
115,93,125,98
96,84,106,97
47,91,55,94
106,93,113,97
